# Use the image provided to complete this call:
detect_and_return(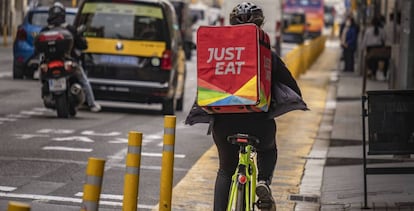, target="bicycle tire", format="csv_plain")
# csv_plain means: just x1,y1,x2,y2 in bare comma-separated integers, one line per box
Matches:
235,181,245,211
